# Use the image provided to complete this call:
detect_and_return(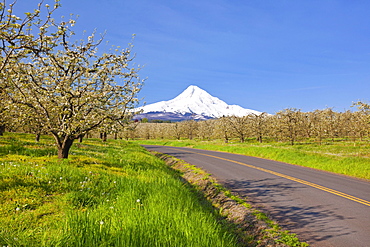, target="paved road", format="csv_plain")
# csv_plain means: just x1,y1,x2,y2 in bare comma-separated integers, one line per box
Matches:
143,145,370,247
